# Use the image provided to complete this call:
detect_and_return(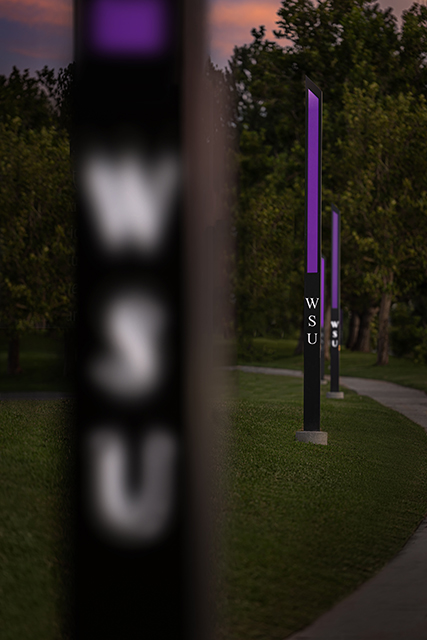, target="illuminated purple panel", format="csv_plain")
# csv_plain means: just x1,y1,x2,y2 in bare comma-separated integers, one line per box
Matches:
332,210,339,309
307,89,319,274
321,255,325,328
89,0,170,56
